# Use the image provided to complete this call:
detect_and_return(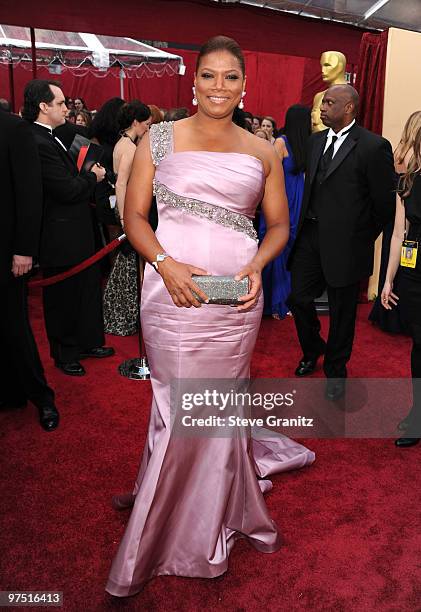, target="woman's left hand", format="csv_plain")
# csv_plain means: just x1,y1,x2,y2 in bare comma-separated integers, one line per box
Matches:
235,264,262,311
